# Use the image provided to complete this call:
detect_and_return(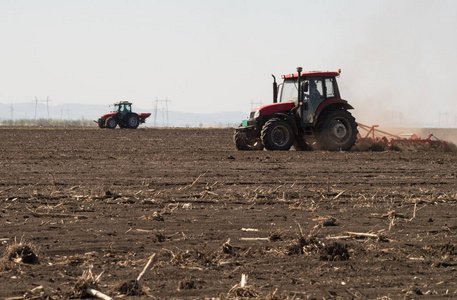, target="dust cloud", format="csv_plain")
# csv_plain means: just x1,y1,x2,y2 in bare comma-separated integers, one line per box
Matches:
338,0,457,129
